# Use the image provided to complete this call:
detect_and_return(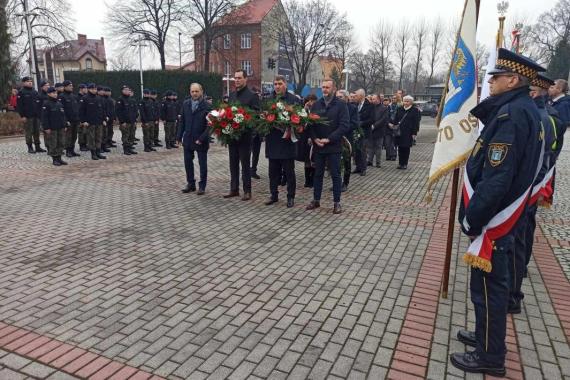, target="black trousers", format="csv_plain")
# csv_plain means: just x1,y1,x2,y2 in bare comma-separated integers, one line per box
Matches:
398,146,411,166
228,137,252,193
251,133,262,173
107,122,114,144
184,148,208,190
343,153,351,185
269,159,295,200
354,139,367,172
